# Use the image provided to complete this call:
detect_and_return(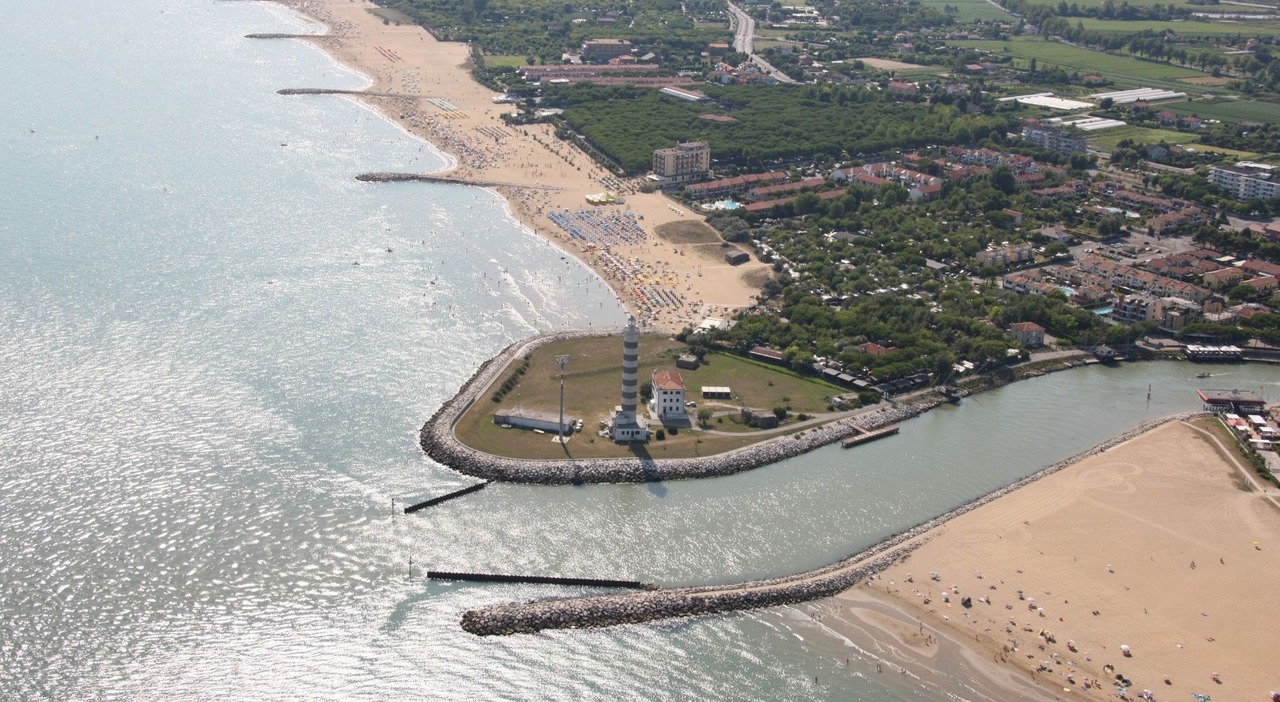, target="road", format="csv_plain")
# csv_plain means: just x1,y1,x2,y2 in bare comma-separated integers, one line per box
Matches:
725,1,797,84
